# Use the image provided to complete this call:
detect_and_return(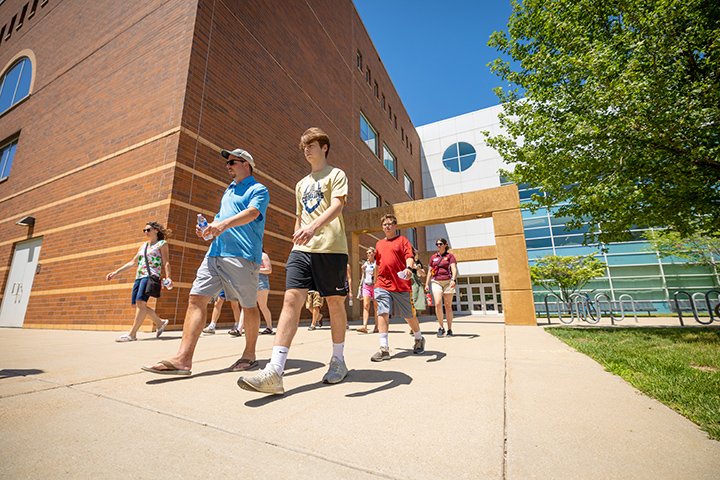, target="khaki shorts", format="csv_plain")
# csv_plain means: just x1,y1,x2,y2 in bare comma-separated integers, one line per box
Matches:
190,256,259,308
305,290,323,310
431,279,456,296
